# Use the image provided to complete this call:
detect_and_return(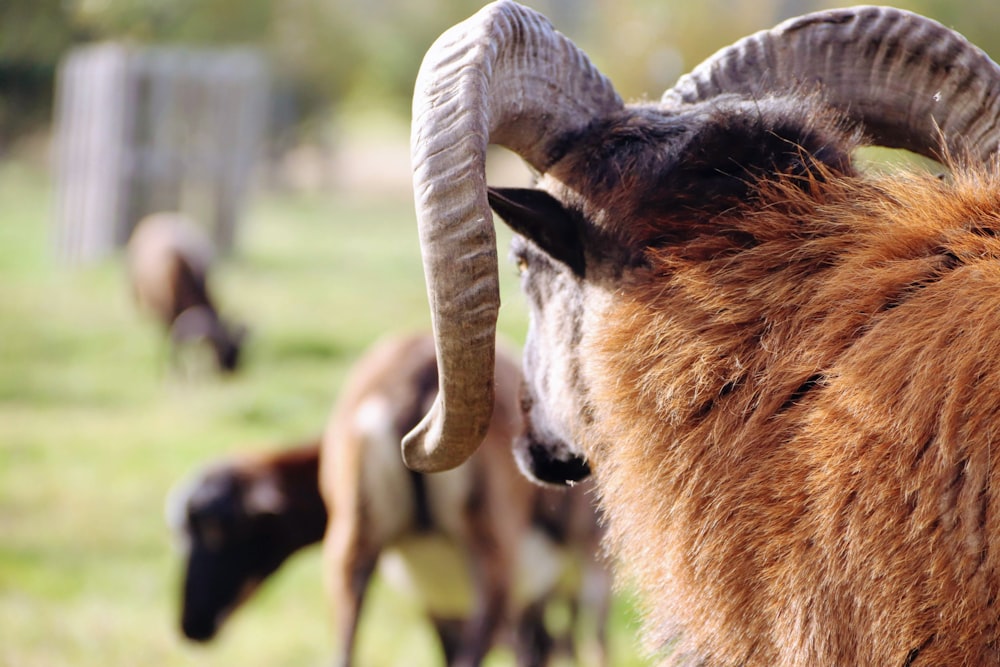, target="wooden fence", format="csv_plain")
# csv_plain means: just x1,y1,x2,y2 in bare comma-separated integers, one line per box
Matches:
52,43,269,262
